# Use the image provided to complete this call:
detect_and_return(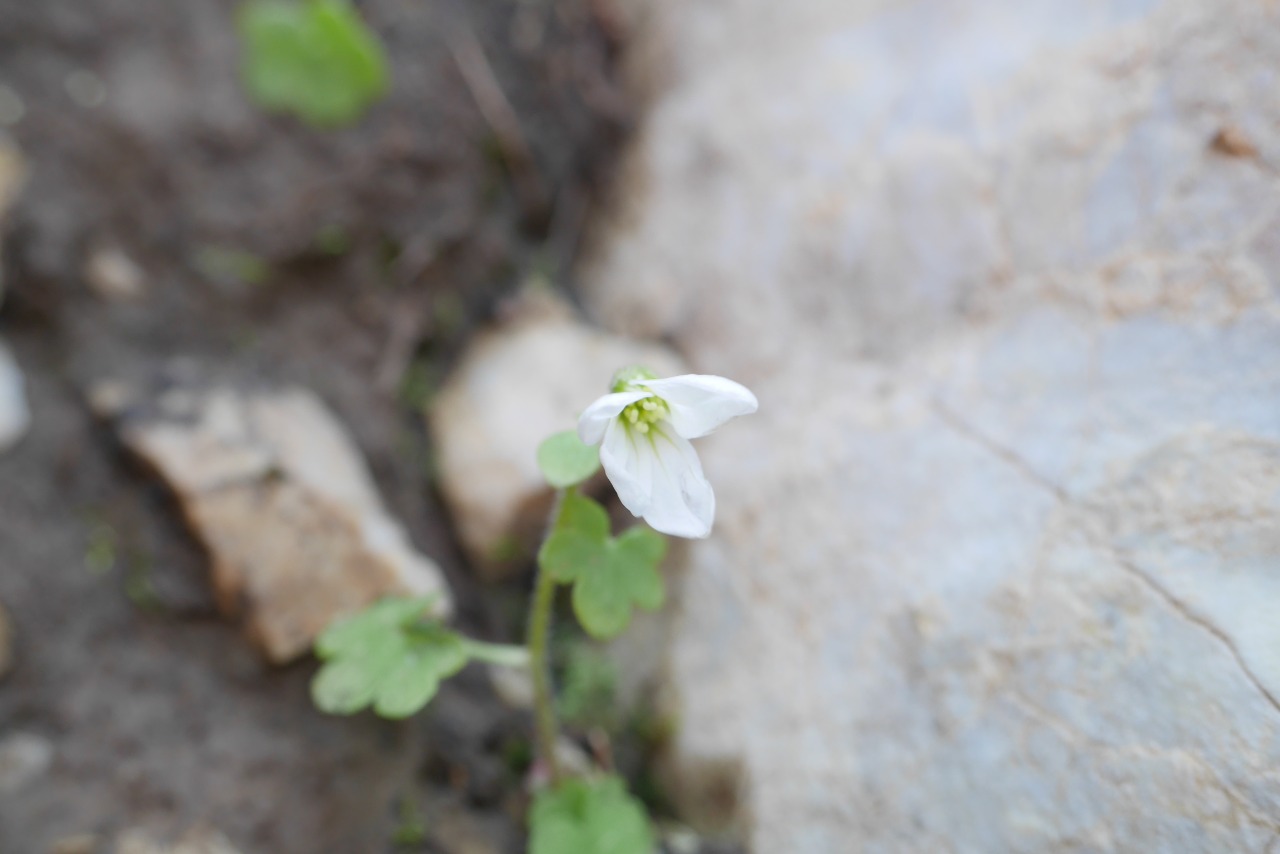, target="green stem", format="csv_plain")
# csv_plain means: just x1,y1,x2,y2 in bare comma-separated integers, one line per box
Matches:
528,488,569,783
461,639,531,668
